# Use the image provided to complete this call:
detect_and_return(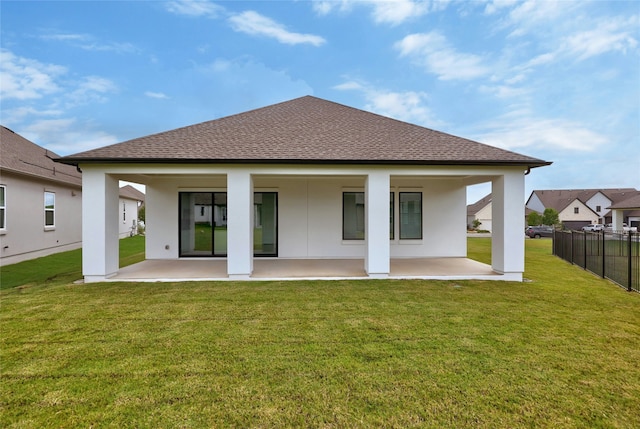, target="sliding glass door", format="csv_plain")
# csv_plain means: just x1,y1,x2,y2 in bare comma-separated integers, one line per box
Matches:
179,191,276,257
179,192,227,257
254,192,277,256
